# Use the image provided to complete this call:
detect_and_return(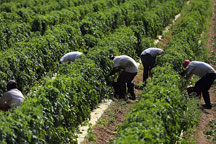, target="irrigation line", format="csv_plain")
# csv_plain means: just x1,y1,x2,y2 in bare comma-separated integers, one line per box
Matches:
154,13,181,45
154,0,190,45
76,99,113,144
